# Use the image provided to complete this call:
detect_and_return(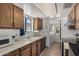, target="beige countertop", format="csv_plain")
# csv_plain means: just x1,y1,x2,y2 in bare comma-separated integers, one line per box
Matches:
0,36,45,56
